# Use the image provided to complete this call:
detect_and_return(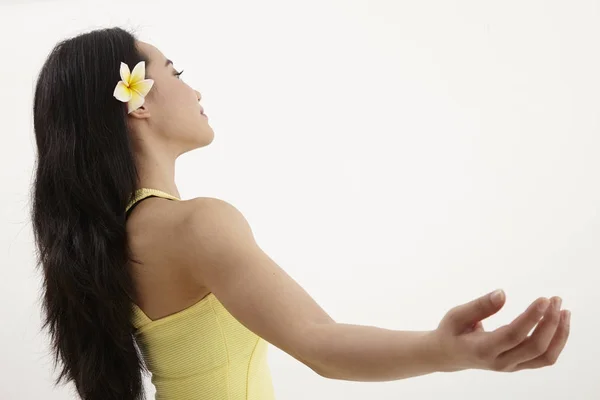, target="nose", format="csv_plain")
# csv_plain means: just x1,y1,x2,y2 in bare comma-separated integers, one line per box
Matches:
195,90,202,102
